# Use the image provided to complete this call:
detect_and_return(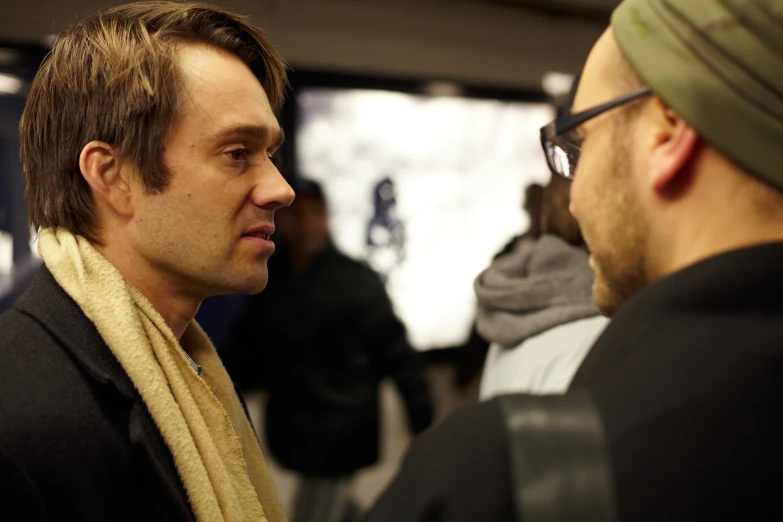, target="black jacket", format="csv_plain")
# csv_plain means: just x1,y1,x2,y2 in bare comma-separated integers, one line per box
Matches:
570,242,783,521
367,242,783,521
366,393,616,522
0,267,193,521
366,398,516,522
222,243,434,477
